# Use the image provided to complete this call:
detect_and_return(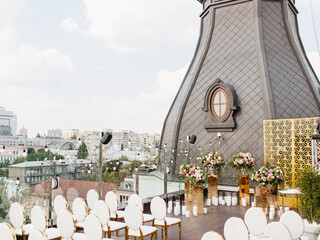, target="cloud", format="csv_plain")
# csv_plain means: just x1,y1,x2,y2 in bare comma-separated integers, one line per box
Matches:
307,52,320,78
82,0,200,54
61,17,79,31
